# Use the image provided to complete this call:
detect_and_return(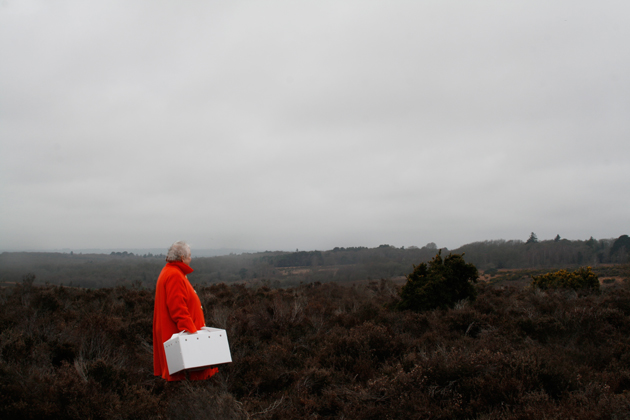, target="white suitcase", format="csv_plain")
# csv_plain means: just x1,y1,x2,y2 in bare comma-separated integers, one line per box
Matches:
163,327,232,375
